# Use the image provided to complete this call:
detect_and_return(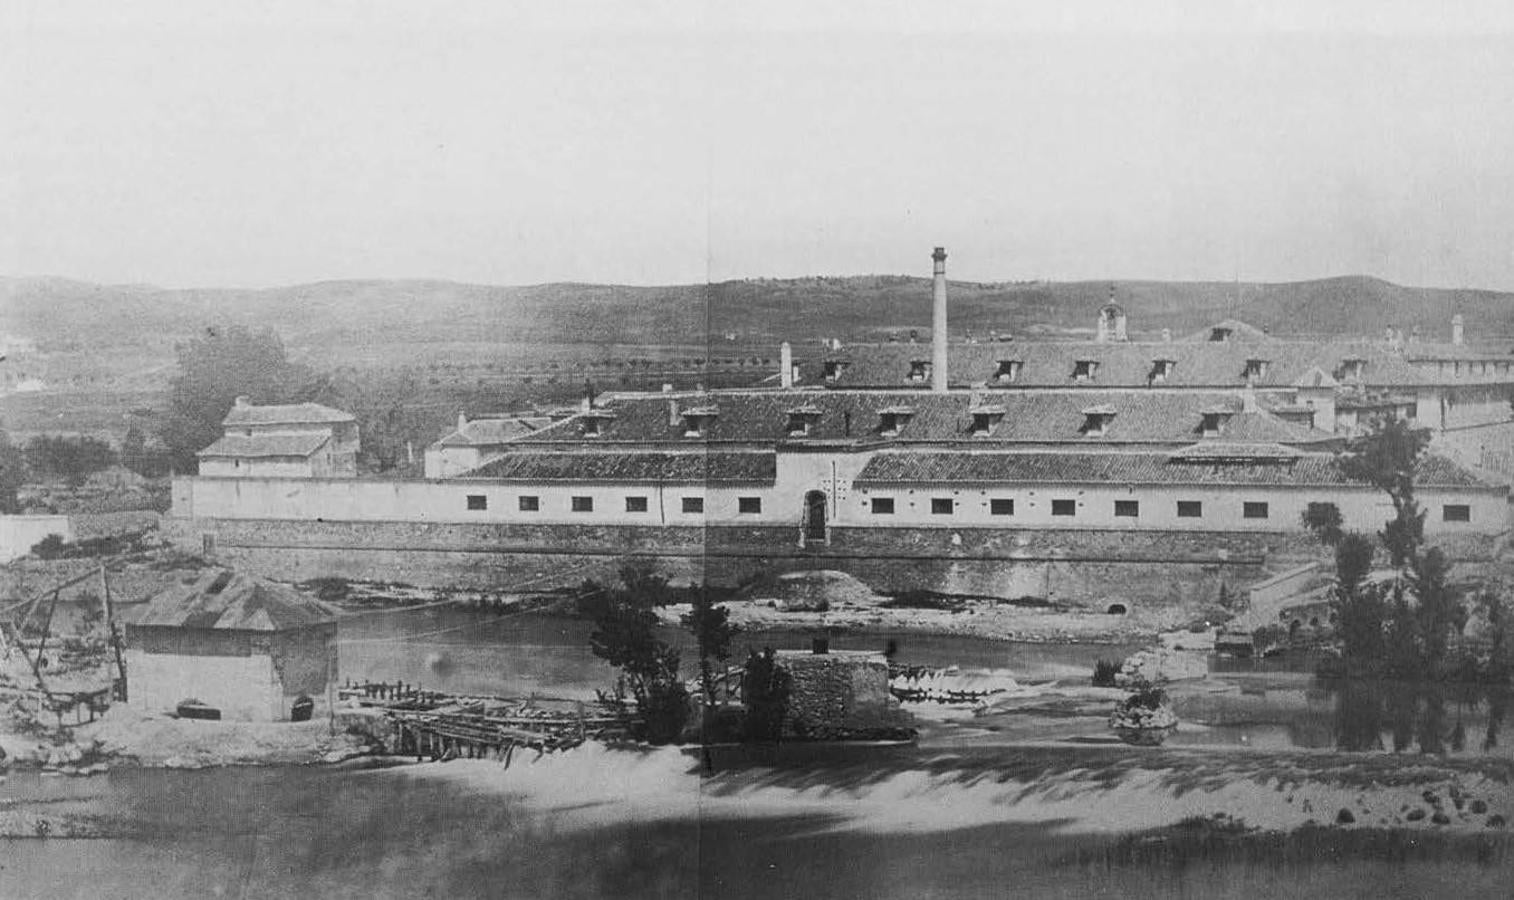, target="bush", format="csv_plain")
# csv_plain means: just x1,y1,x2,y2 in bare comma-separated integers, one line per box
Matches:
30,533,67,560
1092,659,1121,687
743,648,792,742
